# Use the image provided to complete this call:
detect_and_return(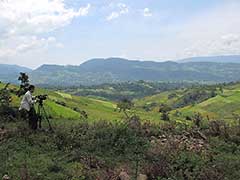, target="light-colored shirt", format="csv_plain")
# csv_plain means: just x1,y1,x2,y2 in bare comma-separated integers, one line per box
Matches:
19,91,36,111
